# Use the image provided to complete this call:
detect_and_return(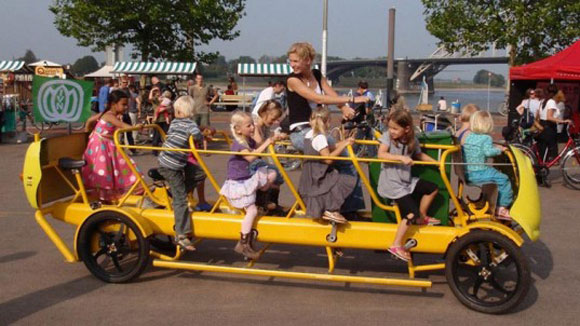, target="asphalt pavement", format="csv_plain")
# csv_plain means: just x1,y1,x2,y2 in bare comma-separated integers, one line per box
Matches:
0,114,578,325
